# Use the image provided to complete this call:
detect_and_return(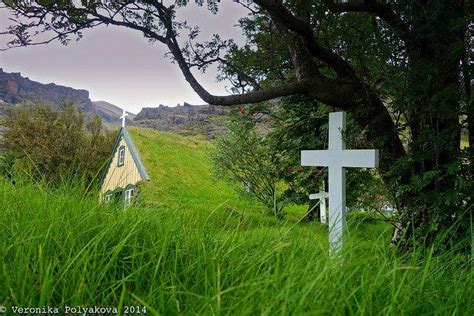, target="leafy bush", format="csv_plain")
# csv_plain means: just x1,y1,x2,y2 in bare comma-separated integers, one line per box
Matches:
211,116,285,217
212,97,394,220
0,103,115,186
